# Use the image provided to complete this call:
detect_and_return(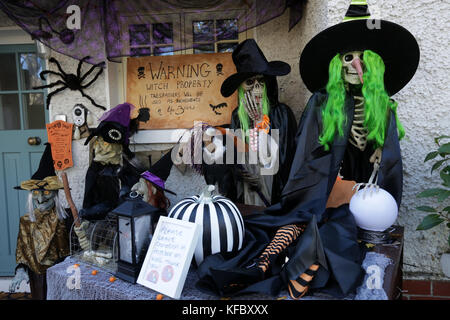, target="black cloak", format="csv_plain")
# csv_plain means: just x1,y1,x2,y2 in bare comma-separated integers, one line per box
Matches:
195,89,403,298
223,75,298,205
